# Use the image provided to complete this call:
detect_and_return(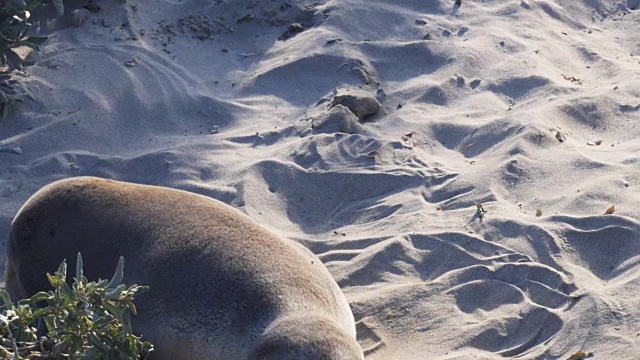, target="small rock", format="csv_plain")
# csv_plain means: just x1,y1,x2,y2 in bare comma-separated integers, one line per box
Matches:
23,50,41,66
196,28,212,40
124,58,137,67
237,13,255,24
330,90,381,120
278,23,304,41
84,1,101,12
71,8,91,27
312,105,363,134
351,67,372,84
41,59,65,69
